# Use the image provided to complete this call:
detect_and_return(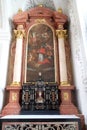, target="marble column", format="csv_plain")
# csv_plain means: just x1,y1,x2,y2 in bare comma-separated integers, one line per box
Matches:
56,26,69,86
11,25,25,86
